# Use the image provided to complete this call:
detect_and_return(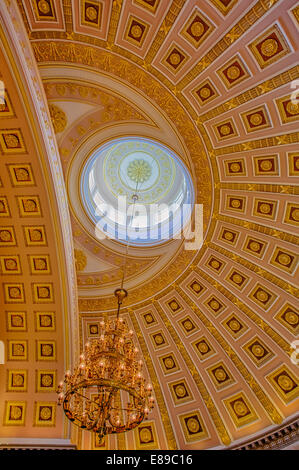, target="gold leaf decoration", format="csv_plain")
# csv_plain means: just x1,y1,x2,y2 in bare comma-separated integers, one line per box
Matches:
74,249,87,272
49,104,67,134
